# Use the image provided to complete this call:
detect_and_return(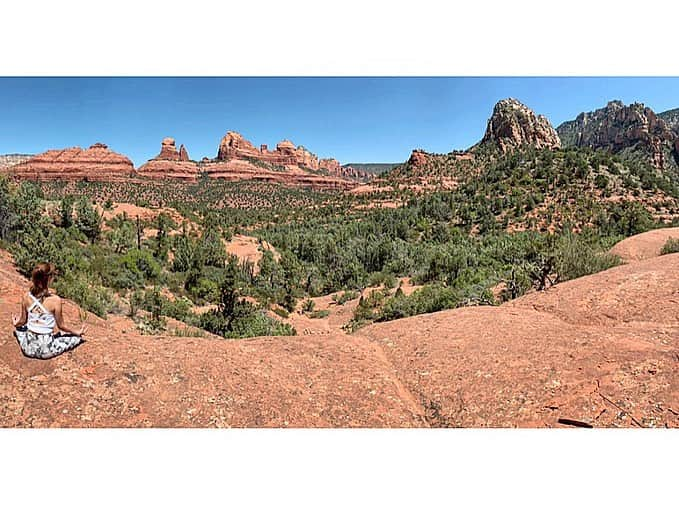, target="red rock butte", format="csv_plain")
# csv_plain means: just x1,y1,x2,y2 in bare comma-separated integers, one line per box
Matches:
8,143,135,182
214,131,371,181
137,137,200,181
